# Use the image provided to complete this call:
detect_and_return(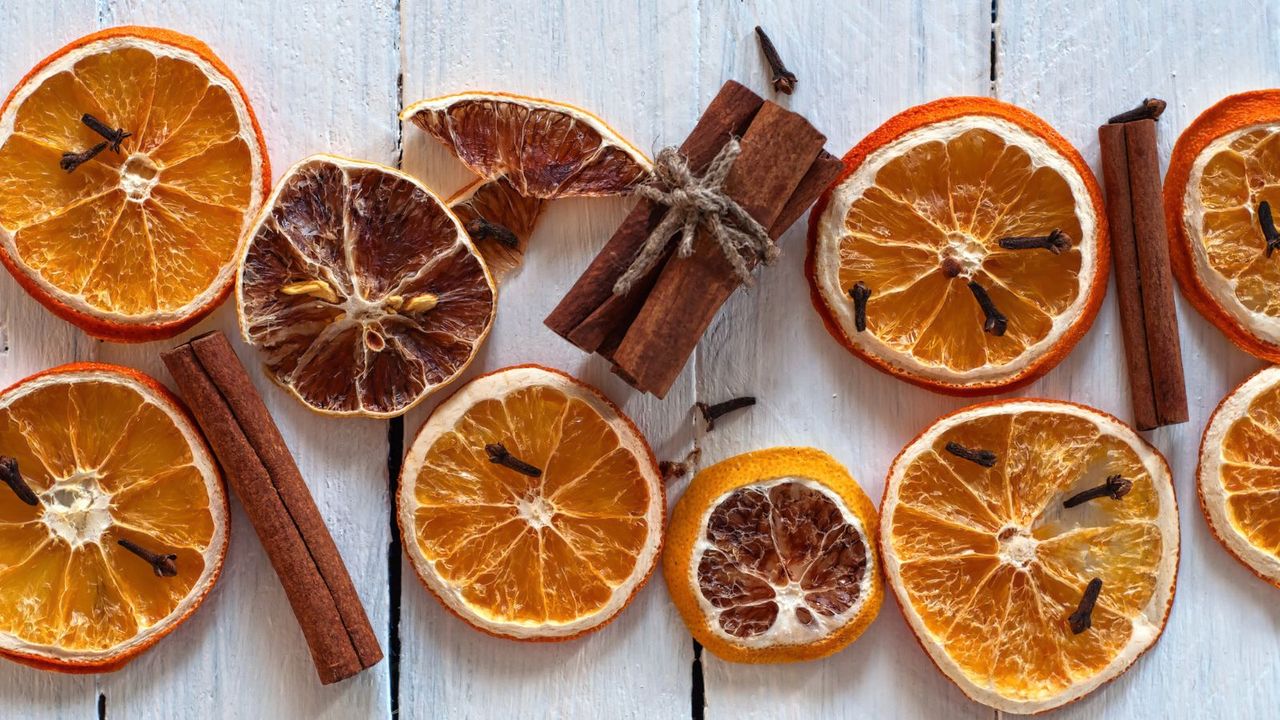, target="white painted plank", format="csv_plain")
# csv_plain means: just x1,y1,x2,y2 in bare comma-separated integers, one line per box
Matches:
692,2,996,719
0,2,101,718
396,0,698,717
1,0,398,717
998,2,1277,719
